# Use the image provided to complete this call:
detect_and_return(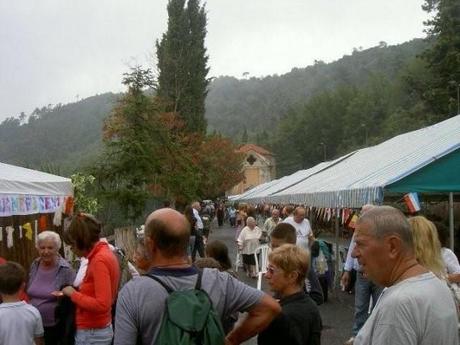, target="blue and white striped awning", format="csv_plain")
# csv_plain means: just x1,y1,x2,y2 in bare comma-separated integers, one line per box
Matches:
235,114,460,208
